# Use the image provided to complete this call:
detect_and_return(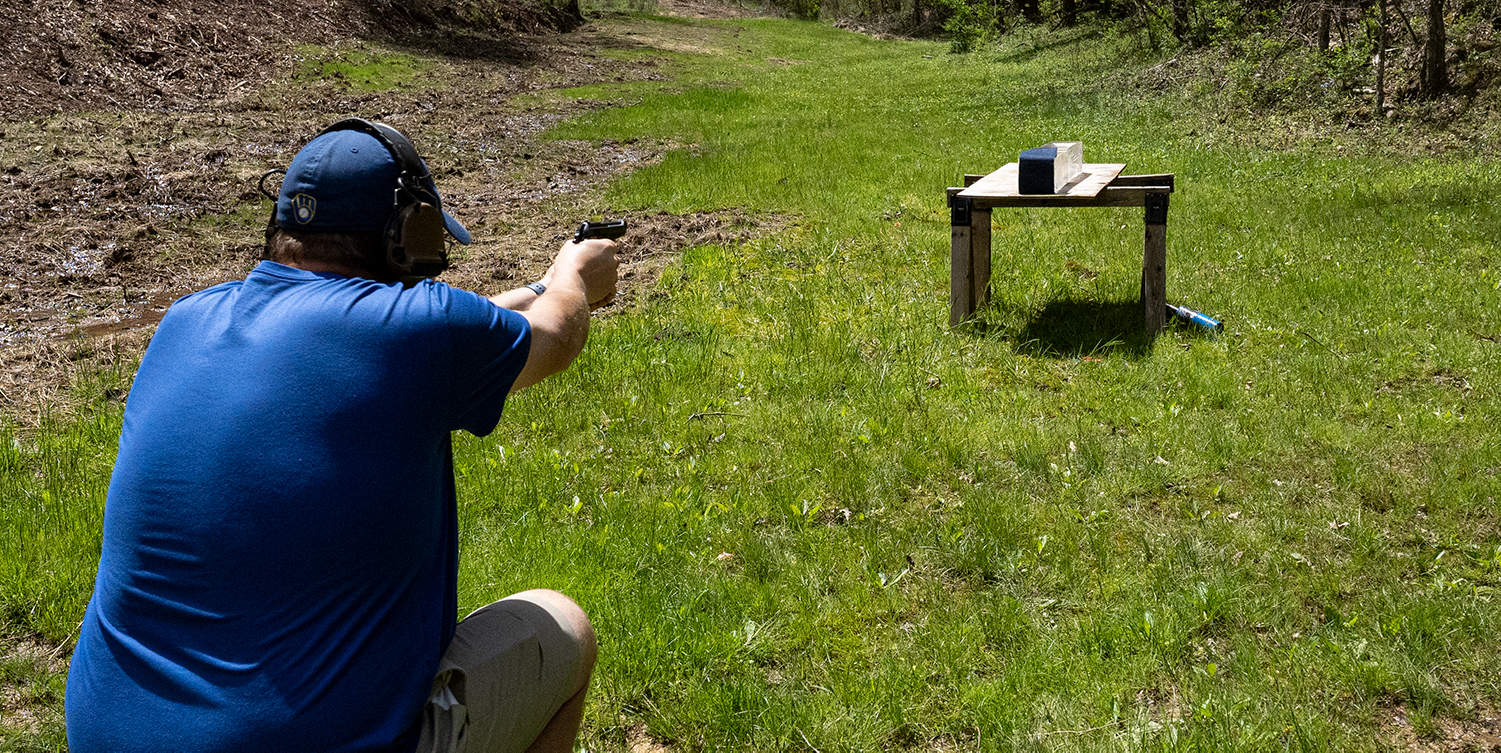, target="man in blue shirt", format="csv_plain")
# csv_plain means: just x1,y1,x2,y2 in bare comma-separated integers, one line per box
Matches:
64,119,618,753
